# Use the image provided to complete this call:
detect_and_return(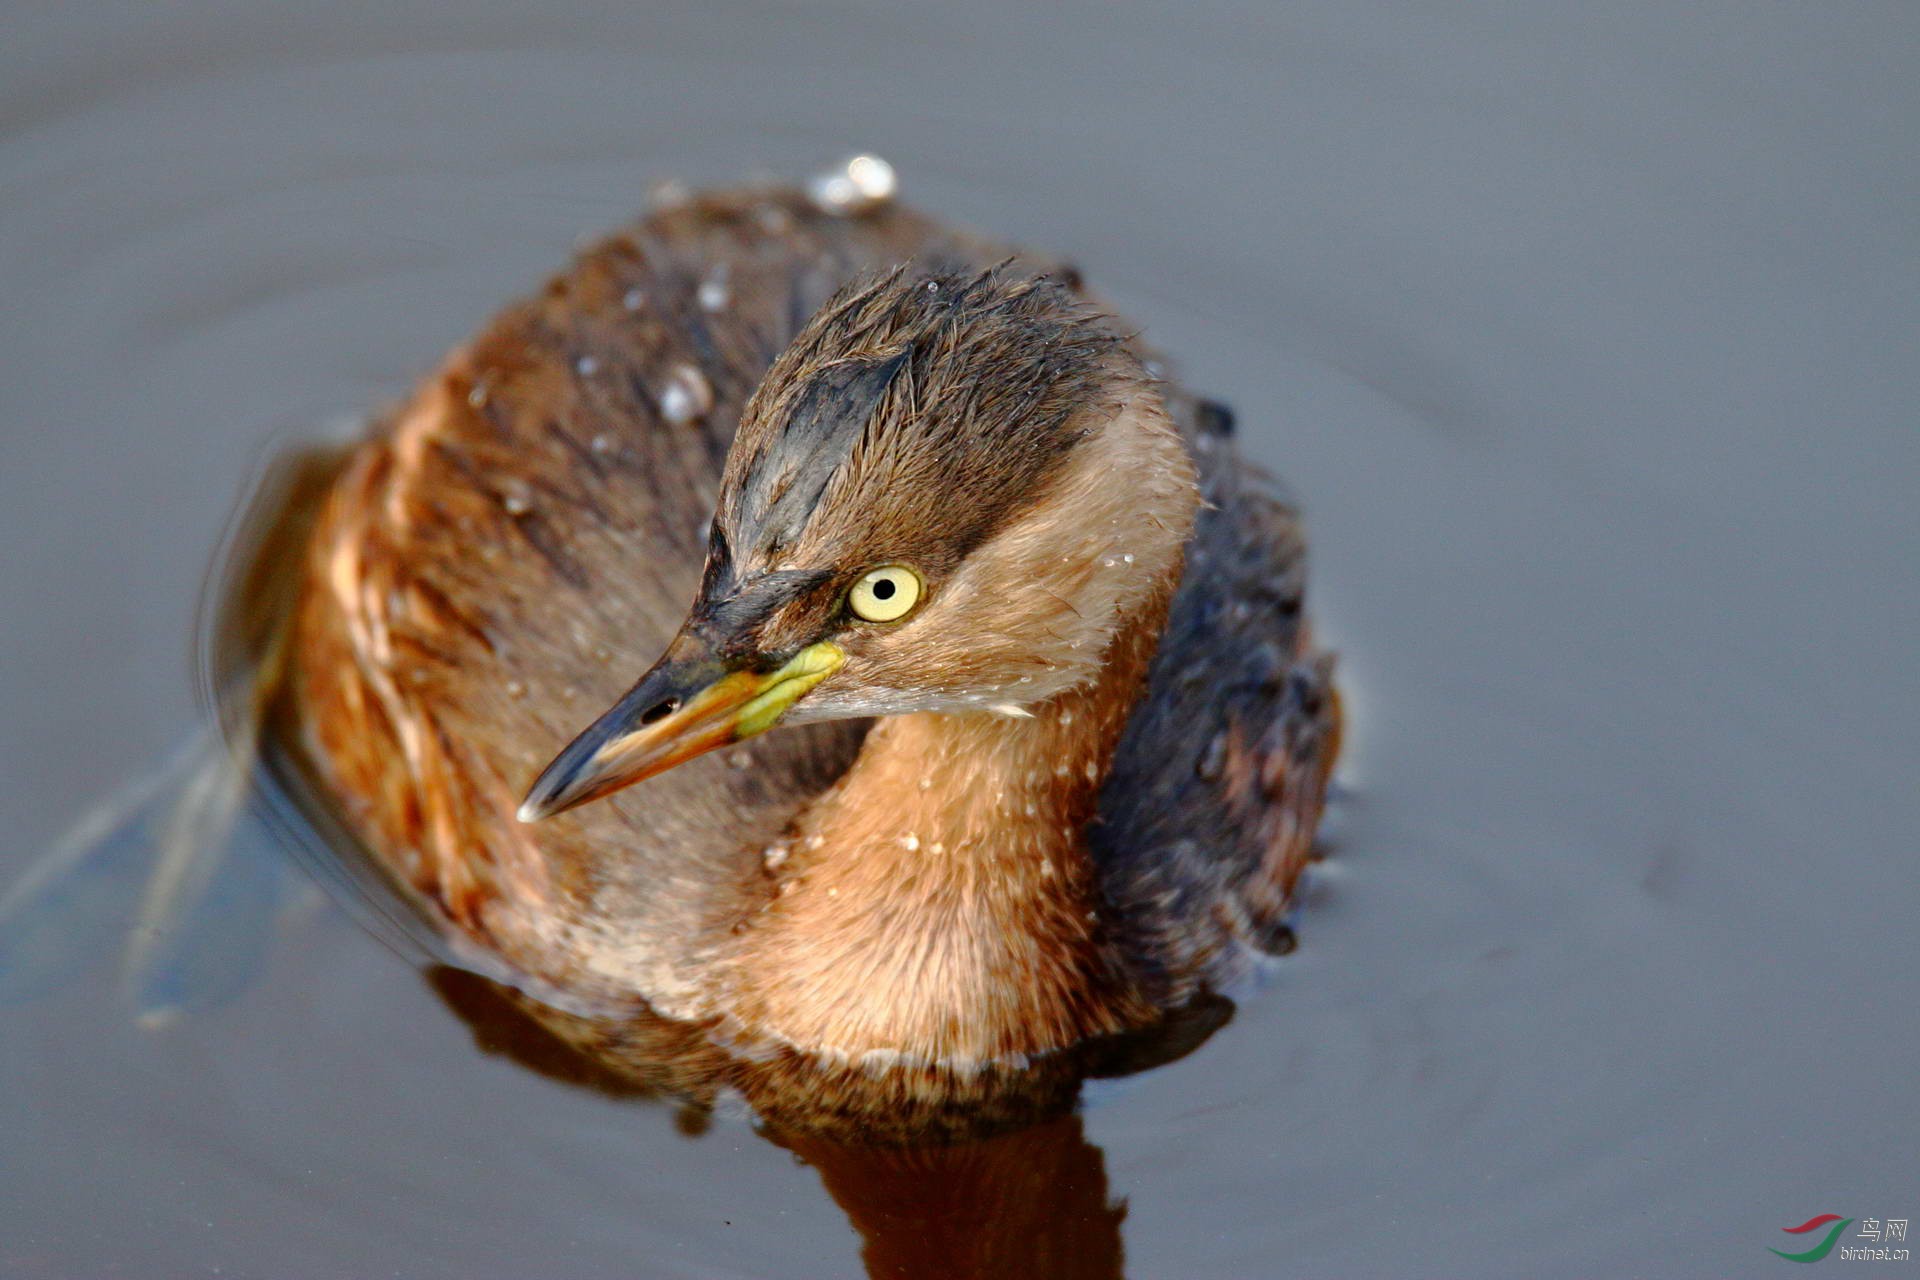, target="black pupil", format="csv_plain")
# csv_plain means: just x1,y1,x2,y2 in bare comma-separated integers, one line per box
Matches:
871,578,896,601
640,698,679,725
